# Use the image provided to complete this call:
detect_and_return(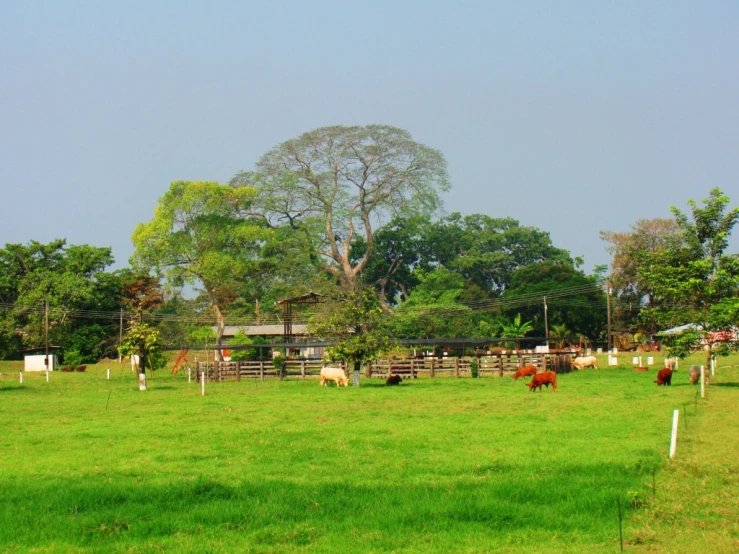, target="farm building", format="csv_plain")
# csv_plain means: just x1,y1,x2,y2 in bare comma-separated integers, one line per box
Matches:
216,324,325,359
